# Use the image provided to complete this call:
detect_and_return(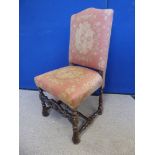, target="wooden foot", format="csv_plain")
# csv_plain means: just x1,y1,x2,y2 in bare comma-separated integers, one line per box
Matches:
98,93,103,115
72,110,80,144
